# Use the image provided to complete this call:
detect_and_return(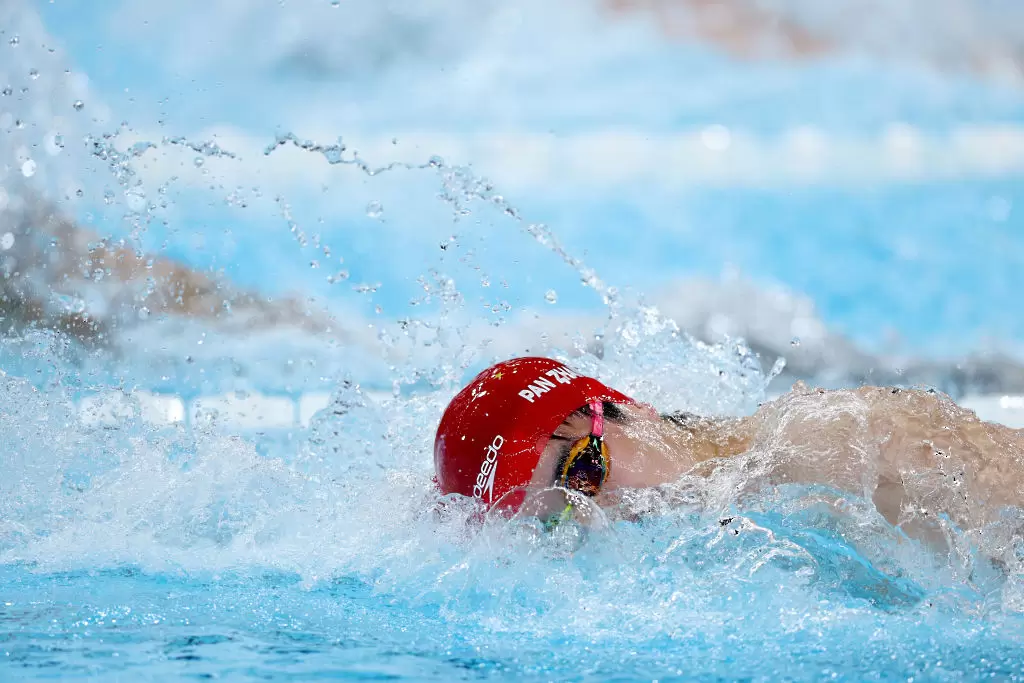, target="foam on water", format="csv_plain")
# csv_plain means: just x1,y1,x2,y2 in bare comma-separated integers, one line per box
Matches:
4,300,1024,679
4,0,1024,679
